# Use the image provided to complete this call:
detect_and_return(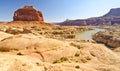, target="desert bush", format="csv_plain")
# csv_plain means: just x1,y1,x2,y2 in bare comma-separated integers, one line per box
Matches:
75,52,80,57
0,47,10,52
70,43,83,49
53,57,68,64
81,58,87,63
75,65,80,69
53,59,61,64
17,52,24,55
60,57,68,62
86,56,91,60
